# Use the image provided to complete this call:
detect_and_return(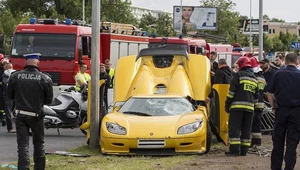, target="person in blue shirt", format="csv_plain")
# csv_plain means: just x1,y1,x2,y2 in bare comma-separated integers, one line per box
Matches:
266,53,300,170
